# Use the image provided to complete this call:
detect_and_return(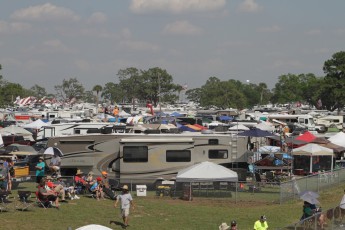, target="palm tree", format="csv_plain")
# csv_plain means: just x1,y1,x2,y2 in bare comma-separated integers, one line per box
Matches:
92,85,103,105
